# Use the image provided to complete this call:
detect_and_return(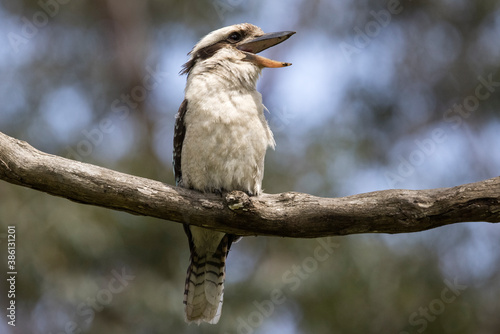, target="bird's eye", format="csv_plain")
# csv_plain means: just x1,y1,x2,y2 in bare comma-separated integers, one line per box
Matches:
228,32,242,42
